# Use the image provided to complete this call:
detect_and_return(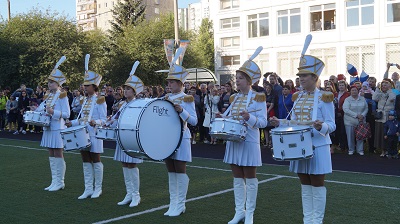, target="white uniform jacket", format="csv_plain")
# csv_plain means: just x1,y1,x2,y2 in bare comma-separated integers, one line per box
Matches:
36,90,70,131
